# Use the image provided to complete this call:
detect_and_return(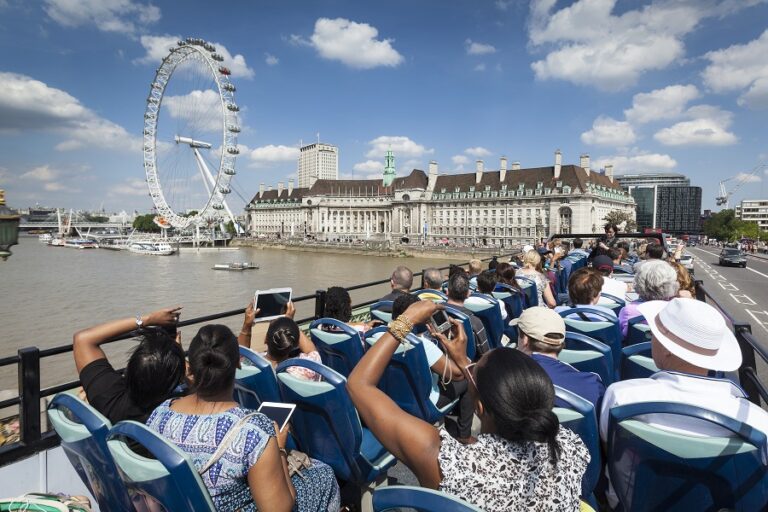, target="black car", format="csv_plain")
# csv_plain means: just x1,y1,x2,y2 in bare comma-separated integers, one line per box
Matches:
719,248,747,268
